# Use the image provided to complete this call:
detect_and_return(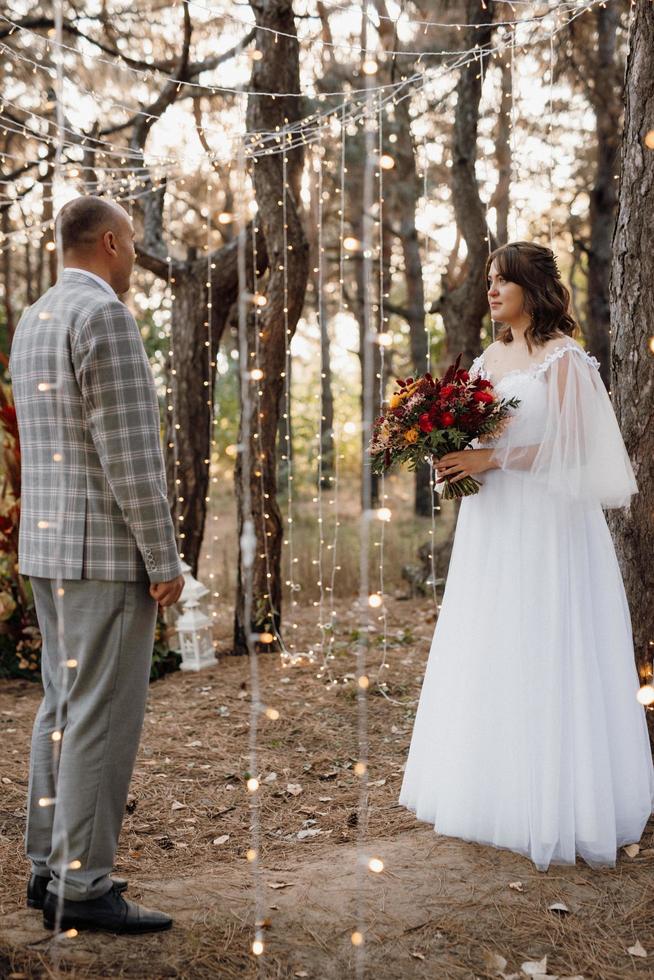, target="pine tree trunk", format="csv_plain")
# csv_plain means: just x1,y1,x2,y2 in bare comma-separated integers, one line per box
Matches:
586,3,622,390
437,1,494,369
490,54,511,246
608,0,654,683
165,260,212,573
233,0,309,656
